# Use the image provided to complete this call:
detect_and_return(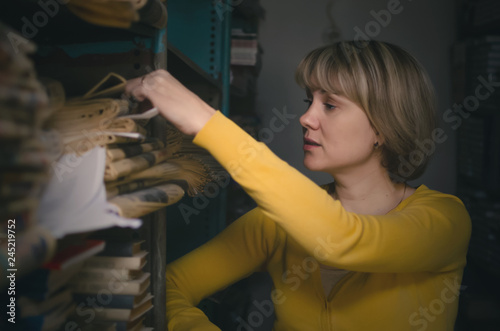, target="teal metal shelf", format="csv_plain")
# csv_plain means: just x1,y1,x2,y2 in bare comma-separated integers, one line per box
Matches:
167,0,232,115
165,2,231,282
